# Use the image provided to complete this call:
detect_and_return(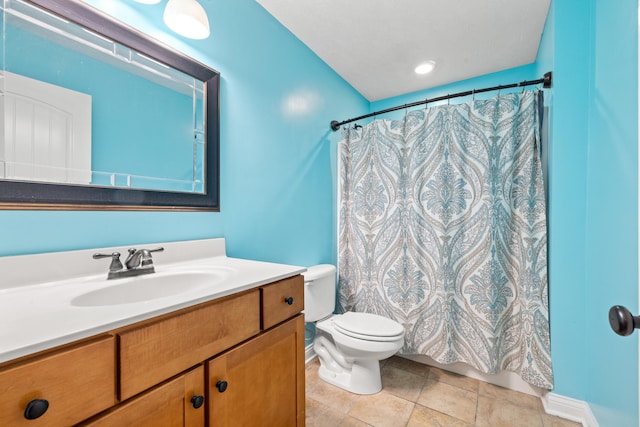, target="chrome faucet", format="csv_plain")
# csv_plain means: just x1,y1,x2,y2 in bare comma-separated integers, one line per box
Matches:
94,247,164,280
